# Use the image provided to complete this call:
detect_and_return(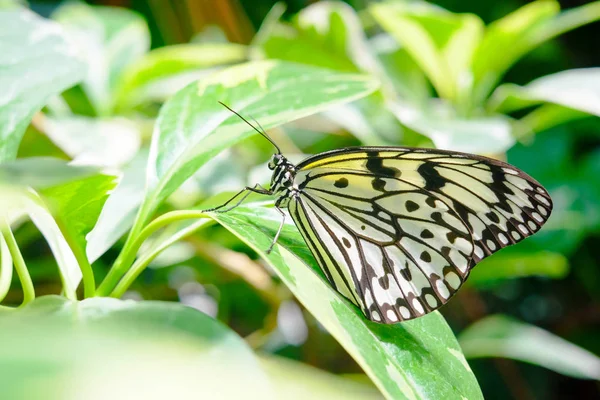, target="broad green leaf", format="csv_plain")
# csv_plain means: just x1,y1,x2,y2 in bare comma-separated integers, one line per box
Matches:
467,250,568,287
259,2,387,80
260,355,382,399
53,3,150,115
471,1,559,102
0,157,97,189
0,8,85,162
0,296,273,399
390,101,515,154
43,115,141,167
459,315,600,380
476,0,600,103
370,2,483,102
371,33,430,105
491,68,600,117
255,3,398,144
87,151,147,263
41,173,118,265
115,43,247,110
211,206,483,399
138,61,378,235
